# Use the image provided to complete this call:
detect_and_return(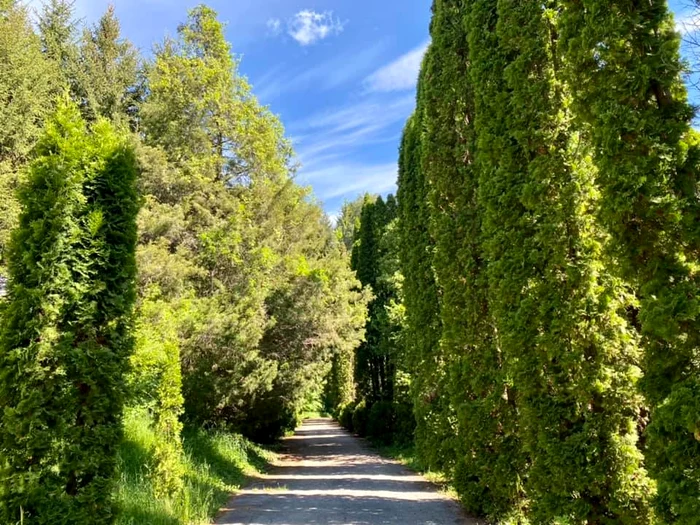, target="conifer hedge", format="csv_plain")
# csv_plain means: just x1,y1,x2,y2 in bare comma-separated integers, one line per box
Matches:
0,100,139,524
419,0,522,517
470,0,652,521
559,1,700,521
397,112,451,470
